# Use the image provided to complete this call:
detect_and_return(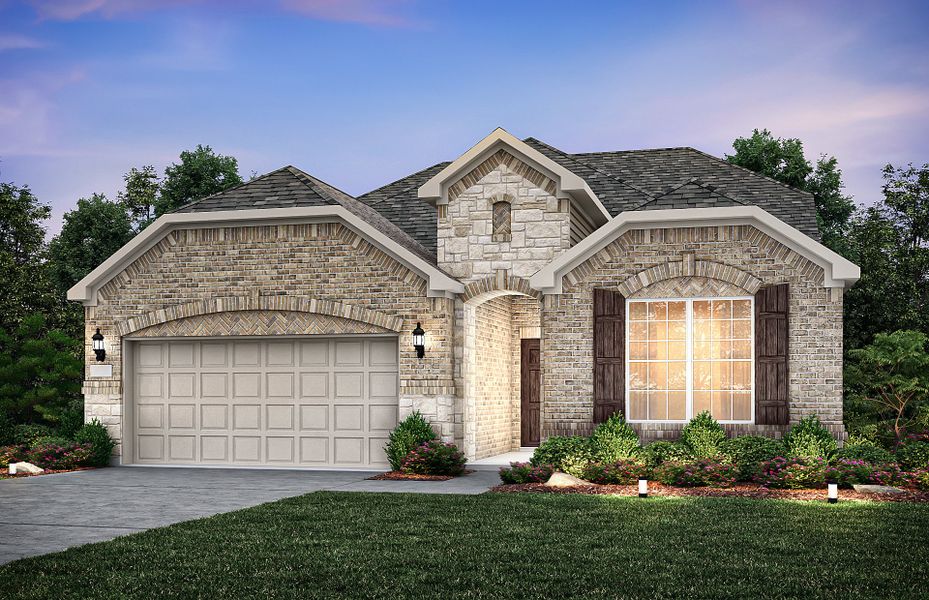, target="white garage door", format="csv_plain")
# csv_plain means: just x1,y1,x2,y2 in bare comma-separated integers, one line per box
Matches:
130,337,399,468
